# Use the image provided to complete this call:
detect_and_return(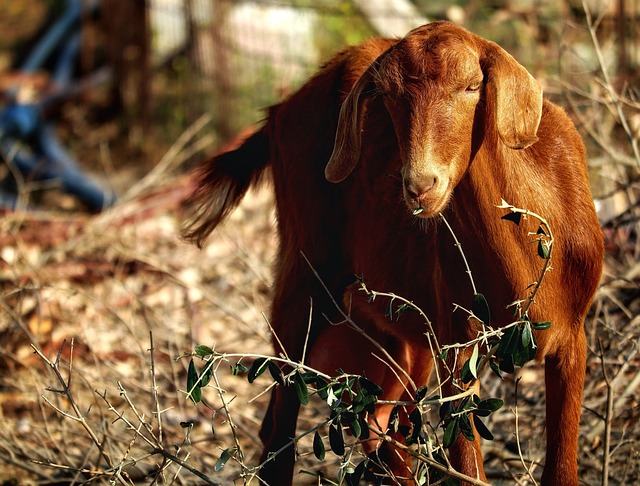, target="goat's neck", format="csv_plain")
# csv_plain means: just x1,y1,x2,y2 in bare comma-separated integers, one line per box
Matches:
443,143,541,313
454,142,526,233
